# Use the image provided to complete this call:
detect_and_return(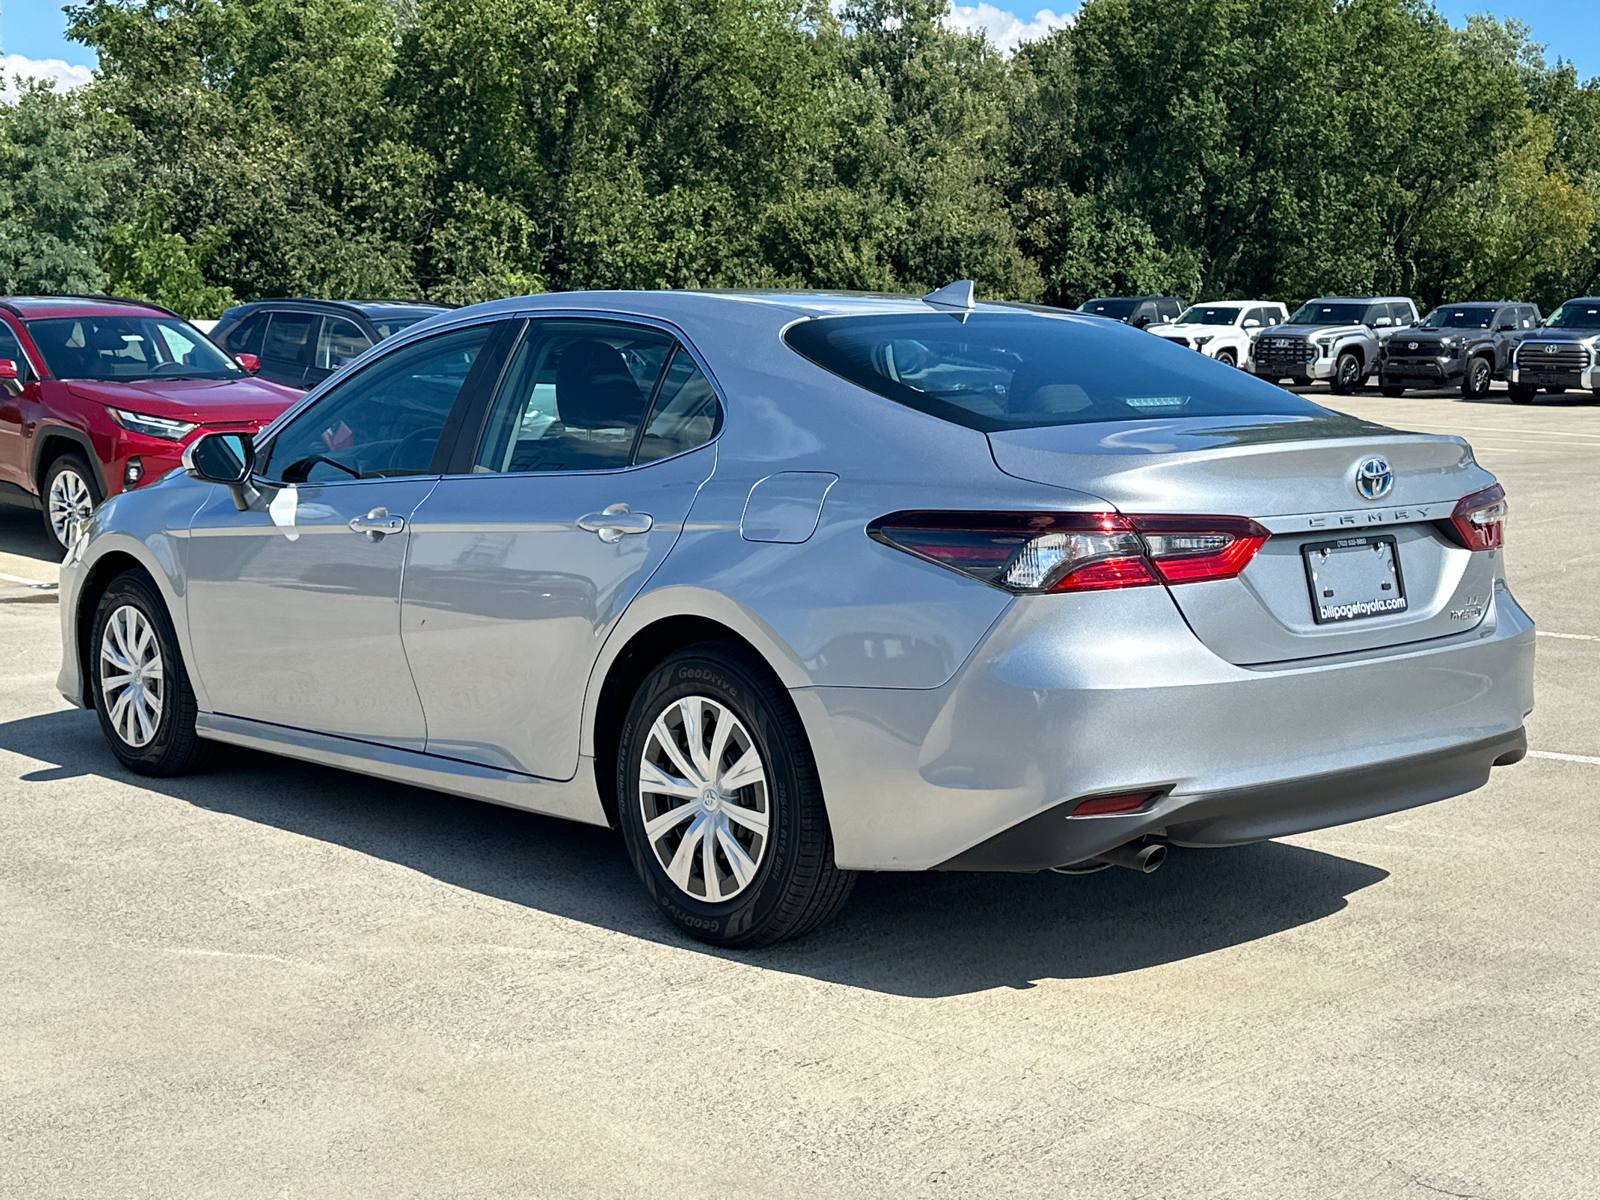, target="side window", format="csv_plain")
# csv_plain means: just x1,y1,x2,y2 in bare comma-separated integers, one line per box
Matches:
0,320,28,375
1519,307,1538,329
1162,299,1183,321
260,323,493,484
636,349,722,464
471,319,675,474
1390,302,1415,325
220,312,267,357
262,312,317,368
1243,307,1267,327
316,318,372,371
